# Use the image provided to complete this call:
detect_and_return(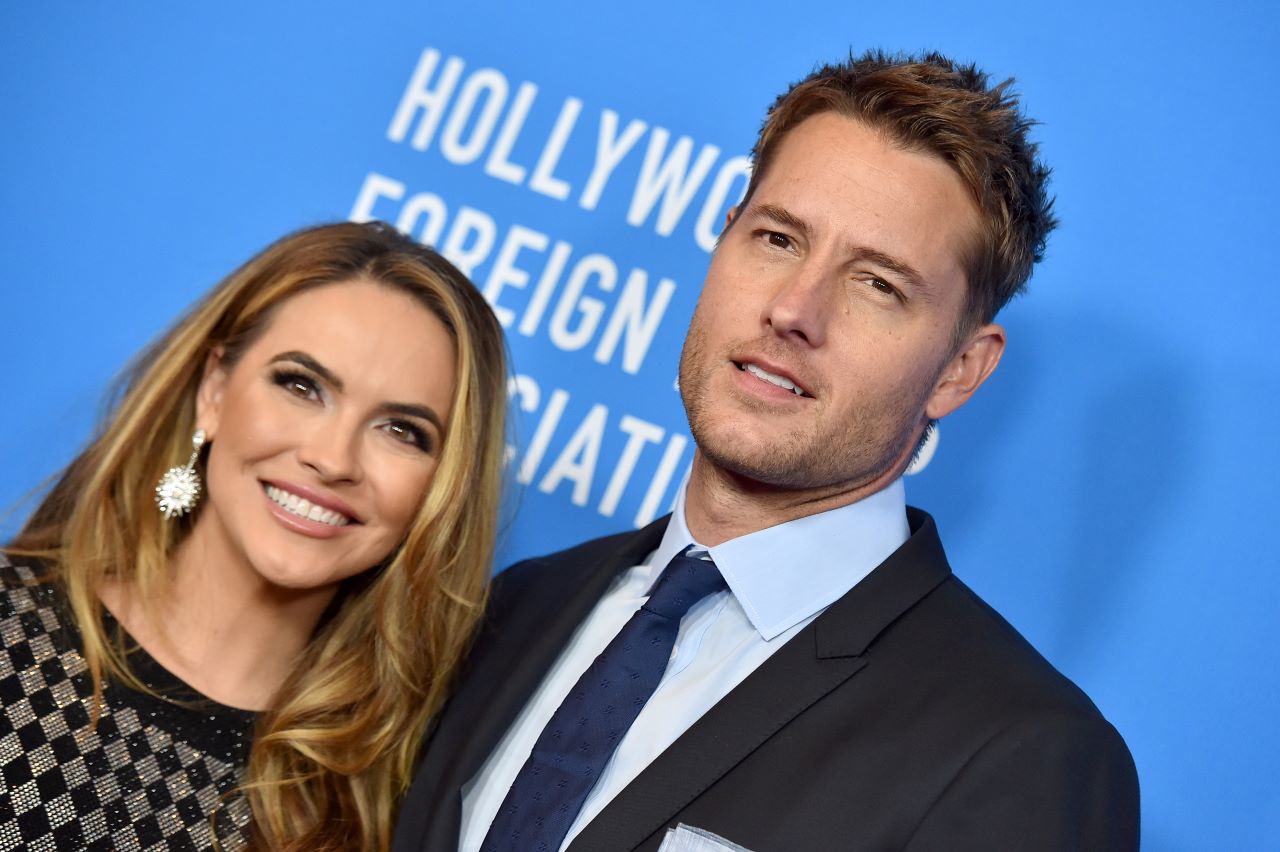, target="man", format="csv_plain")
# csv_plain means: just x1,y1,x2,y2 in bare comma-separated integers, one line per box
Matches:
394,51,1139,852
